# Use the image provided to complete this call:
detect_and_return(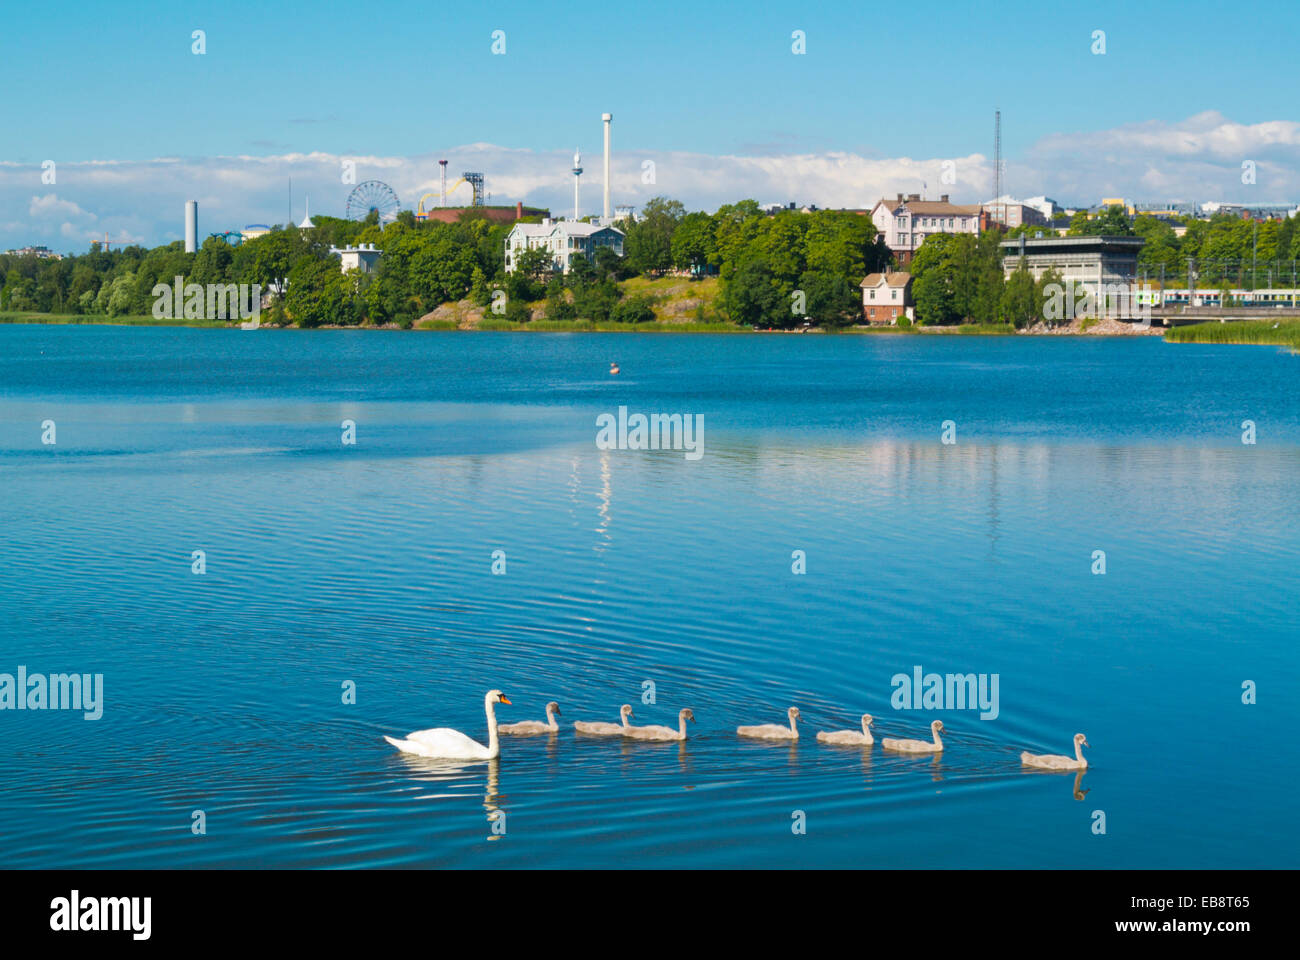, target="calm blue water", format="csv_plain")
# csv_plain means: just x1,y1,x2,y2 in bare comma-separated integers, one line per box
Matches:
0,325,1296,868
